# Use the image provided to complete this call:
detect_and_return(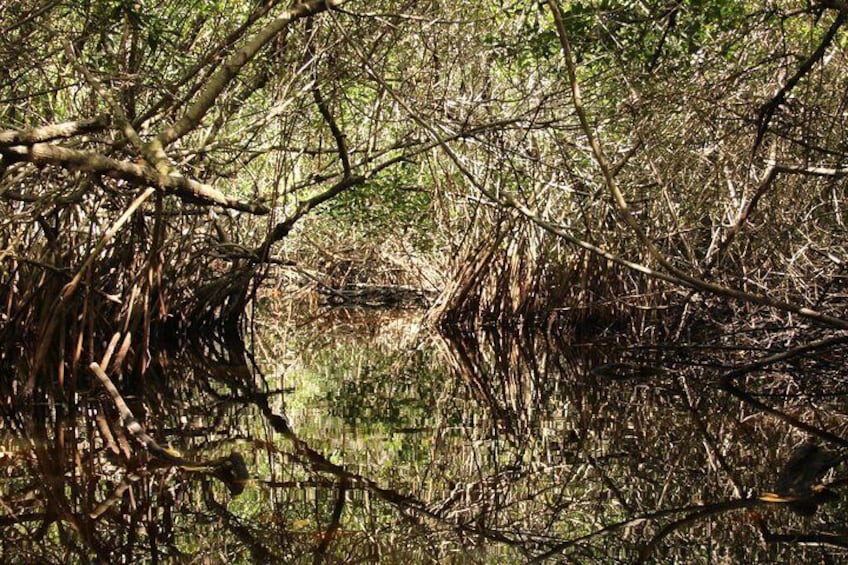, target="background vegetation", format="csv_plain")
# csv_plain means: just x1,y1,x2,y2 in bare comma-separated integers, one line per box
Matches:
3,0,848,354
2,0,848,562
